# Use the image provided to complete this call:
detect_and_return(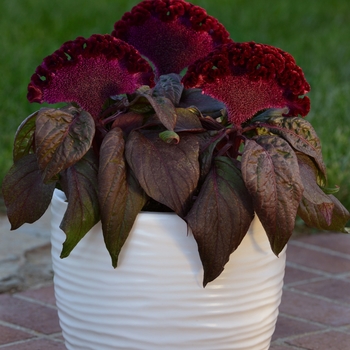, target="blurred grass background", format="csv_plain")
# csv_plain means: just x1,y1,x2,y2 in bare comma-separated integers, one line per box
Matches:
1,0,349,213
